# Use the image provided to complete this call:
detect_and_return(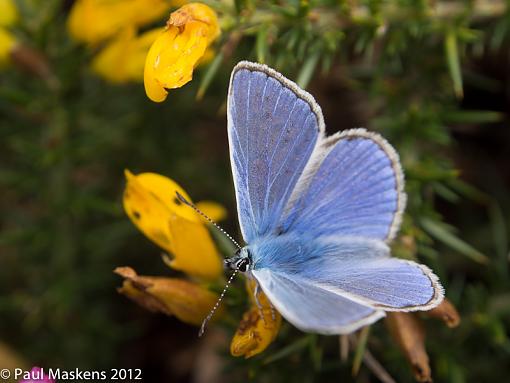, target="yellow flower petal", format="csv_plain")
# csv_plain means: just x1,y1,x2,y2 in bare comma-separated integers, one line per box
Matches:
0,0,18,27
231,279,282,358
197,46,215,66
195,201,227,222
166,212,223,280
123,170,223,280
115,266,222,326
67,0,170,45
92,27,162,83
124,170,184,252
0,27,16,65
143,3,220,102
